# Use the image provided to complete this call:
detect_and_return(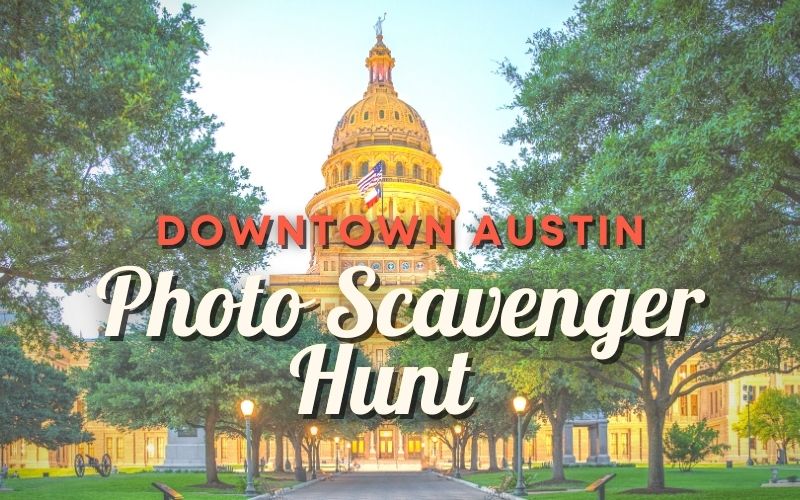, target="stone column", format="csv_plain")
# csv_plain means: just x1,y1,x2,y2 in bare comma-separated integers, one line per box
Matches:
587,426,598,464
397,429,404,458
597,420,611,465
563,422,576,465
367,430,375,459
